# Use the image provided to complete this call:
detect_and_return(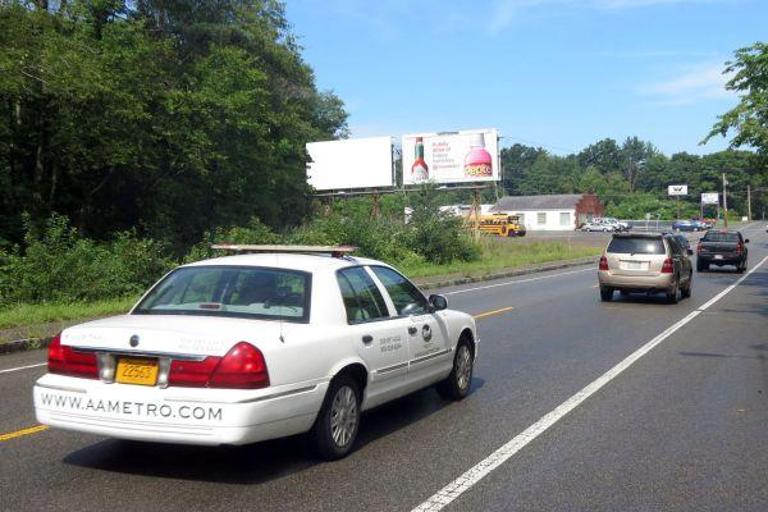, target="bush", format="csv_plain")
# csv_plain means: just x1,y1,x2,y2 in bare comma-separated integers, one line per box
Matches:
406,186,479,264
0,214,172,307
